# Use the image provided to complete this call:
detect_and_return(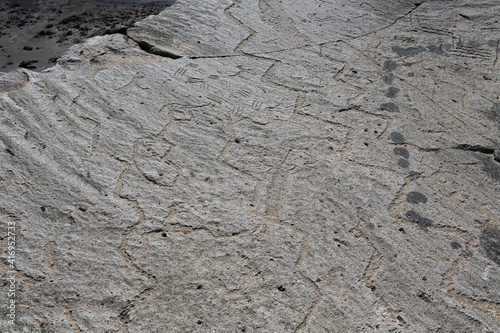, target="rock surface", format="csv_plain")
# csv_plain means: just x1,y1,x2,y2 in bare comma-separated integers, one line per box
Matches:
0,0,174,72
1,0,500,332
